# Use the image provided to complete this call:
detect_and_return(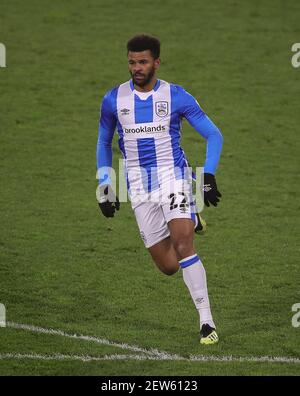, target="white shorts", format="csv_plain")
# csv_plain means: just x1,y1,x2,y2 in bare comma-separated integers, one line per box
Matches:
133,179,196,248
